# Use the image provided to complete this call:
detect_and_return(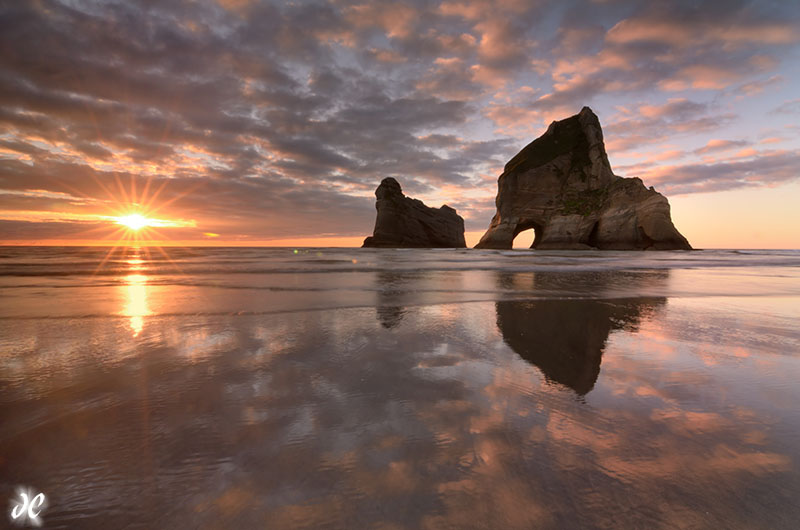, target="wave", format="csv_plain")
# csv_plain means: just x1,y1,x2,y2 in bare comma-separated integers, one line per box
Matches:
1,248,799,279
